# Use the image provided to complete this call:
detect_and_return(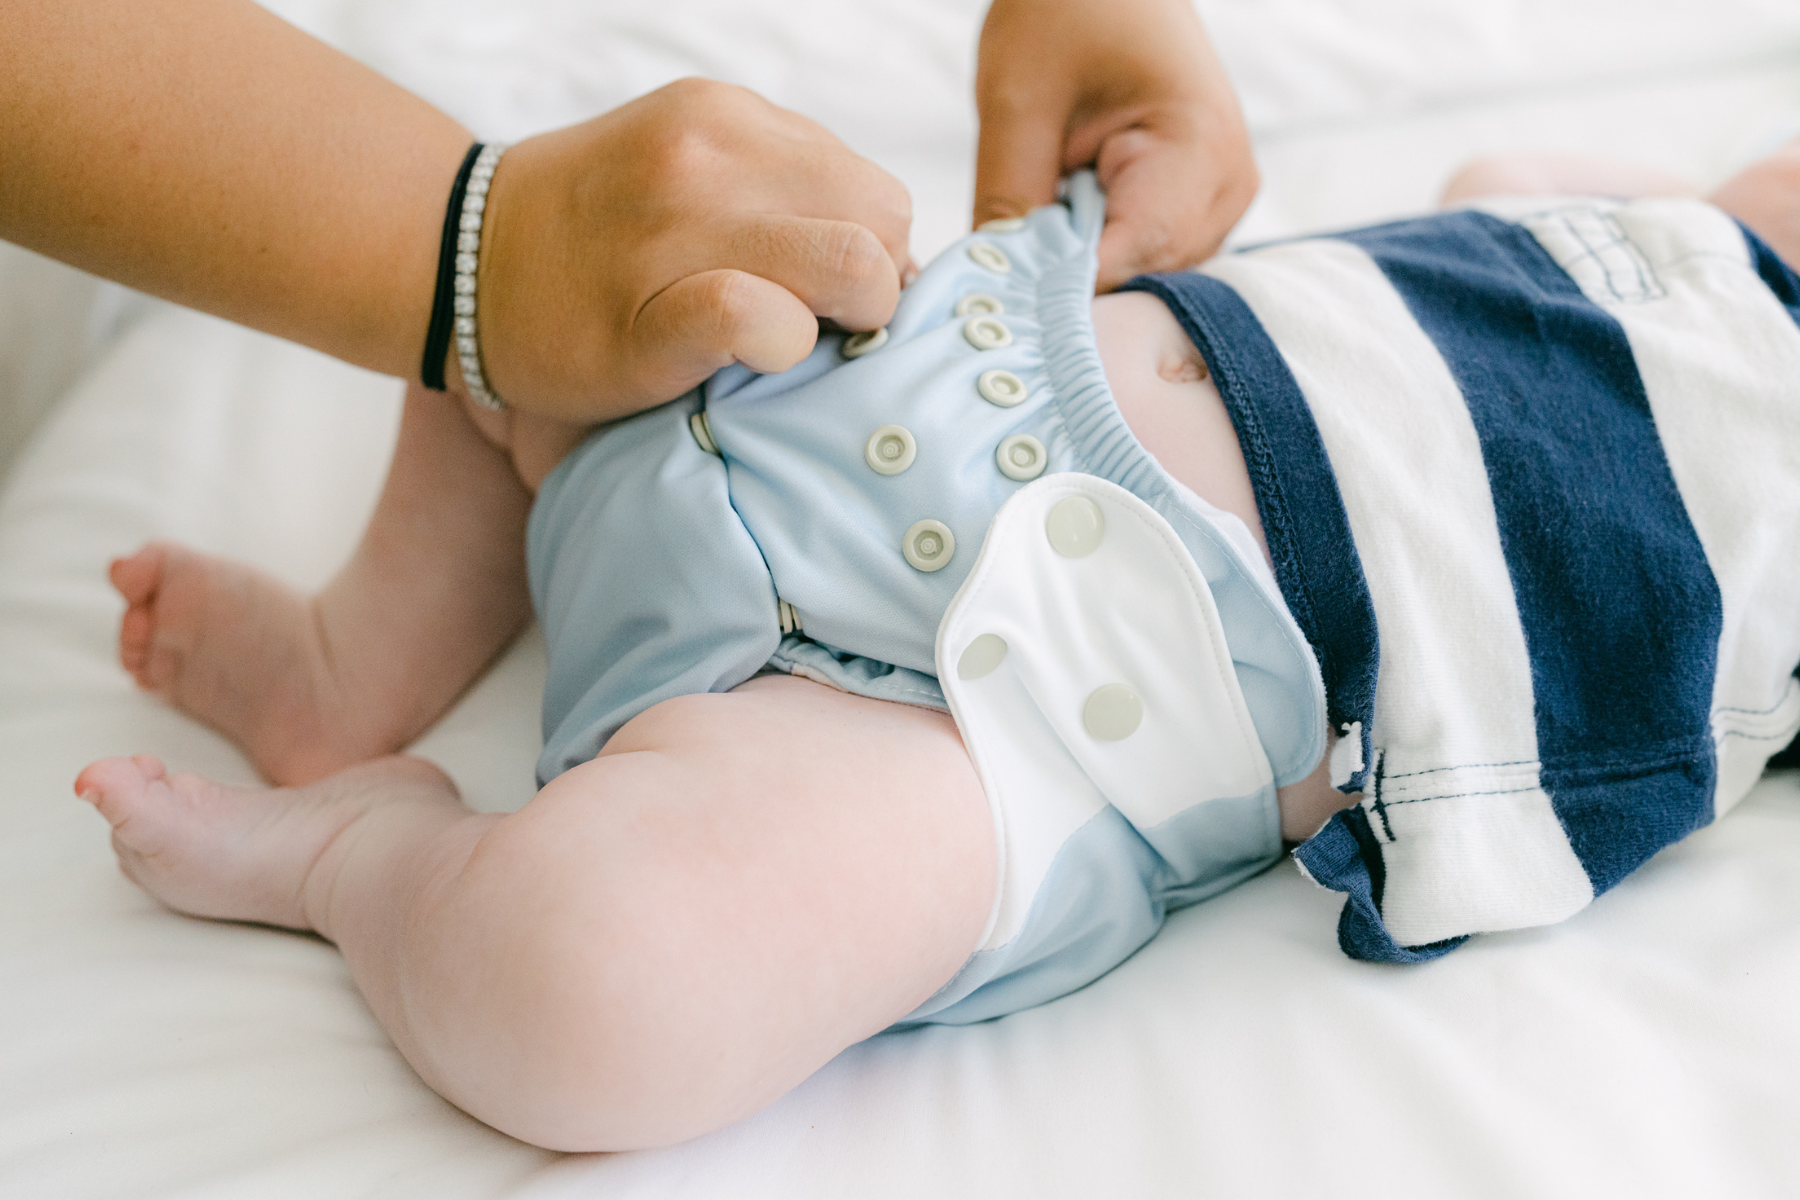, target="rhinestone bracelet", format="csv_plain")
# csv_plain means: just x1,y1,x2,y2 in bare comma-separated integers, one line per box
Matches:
450,142,509,411
421,143,509,409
